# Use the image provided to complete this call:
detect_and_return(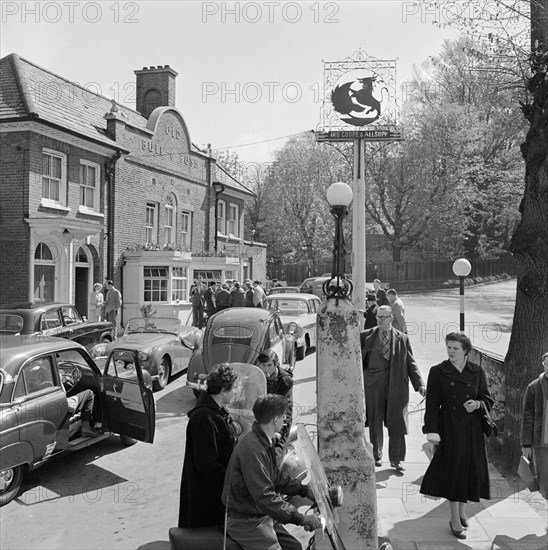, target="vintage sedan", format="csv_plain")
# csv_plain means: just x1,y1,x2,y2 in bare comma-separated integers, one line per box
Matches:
264,293,322,360
0,336,155,507
0,303,114,350
186,308,296,396
90,317,202,392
